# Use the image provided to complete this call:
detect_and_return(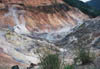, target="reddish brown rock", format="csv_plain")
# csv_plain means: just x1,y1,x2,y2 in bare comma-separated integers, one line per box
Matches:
2,0,62,6
0,1,89,32
0,48,25,67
